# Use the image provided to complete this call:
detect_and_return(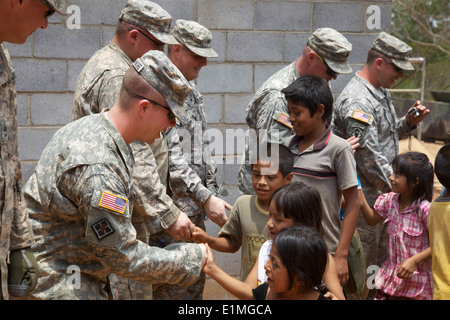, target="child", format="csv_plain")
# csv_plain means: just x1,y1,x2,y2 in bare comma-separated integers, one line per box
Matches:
202,182,345,300
193,143,294,280
360,151,433,300
429,143,450,300
251,226,330,300
281,75,359,286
